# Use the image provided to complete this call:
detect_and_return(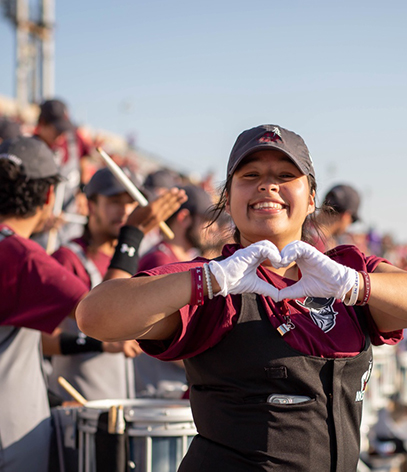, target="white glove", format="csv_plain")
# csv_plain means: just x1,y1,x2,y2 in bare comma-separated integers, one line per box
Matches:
277,240,357,302
208,240,281,301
